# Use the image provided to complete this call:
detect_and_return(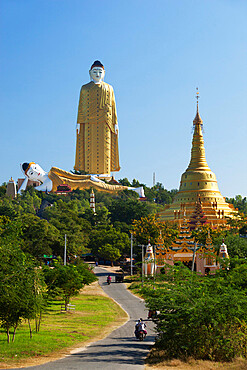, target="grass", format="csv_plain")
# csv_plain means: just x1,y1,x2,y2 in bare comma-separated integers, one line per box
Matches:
0,282,127,369
145,351,247,369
